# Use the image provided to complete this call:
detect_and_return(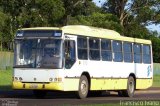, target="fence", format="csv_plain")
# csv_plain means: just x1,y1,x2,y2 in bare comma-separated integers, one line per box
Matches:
153,63,160,75
0,52,160,74
0,52,13,70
